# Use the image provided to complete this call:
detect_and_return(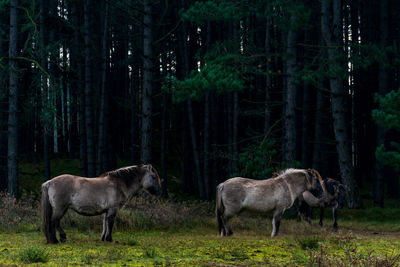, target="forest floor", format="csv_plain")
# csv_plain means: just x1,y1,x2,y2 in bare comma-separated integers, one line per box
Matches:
1,213,400,266
0,159,399,266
